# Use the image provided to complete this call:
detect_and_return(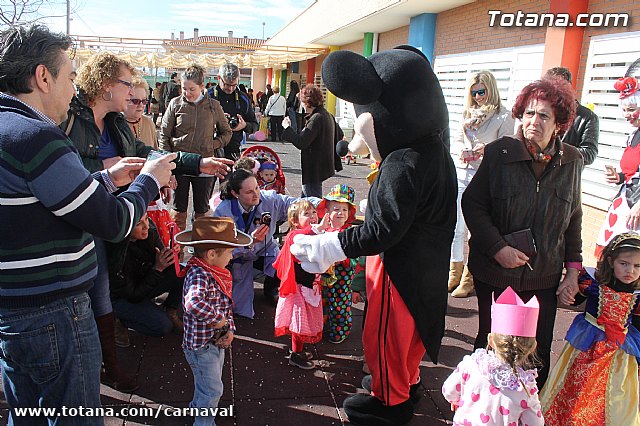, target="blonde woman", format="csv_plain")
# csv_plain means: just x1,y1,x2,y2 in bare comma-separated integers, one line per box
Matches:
124,77,158,148
448,71,515,297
